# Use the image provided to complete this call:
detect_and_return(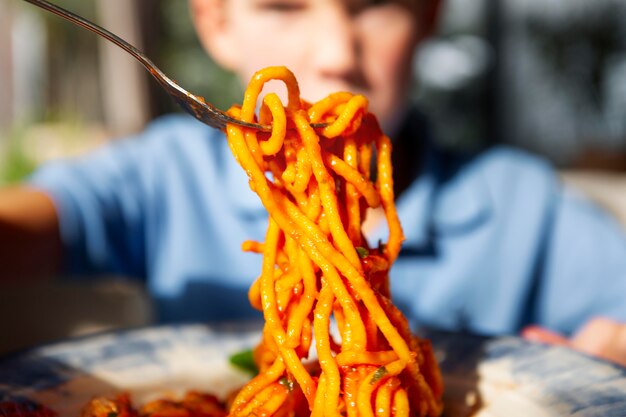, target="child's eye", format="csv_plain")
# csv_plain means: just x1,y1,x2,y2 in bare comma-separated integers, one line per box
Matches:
255,1,308,13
